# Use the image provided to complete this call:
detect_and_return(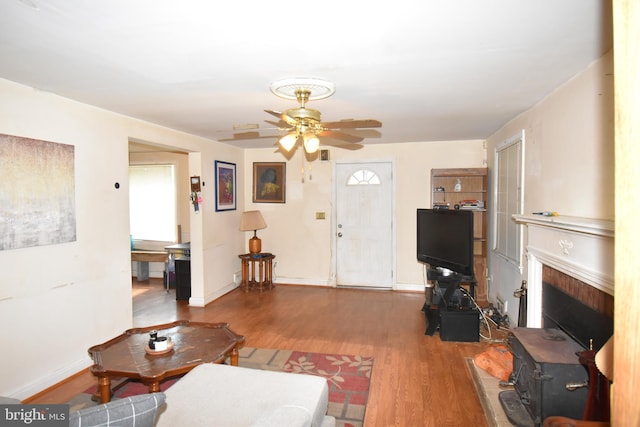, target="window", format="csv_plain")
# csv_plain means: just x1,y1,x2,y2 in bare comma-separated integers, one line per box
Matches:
347,169,381,185
129,164,176,242
493,132,524,266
